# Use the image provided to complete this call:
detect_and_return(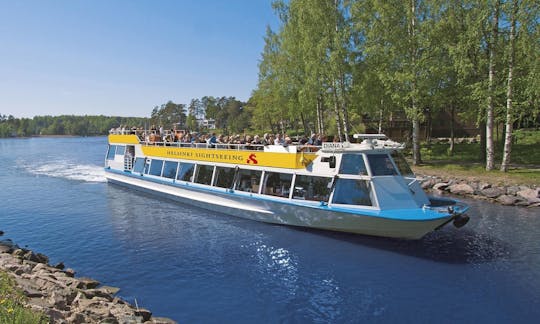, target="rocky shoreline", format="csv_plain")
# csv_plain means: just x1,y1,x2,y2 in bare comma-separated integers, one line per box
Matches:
0,238,176,324
417,174,540,207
